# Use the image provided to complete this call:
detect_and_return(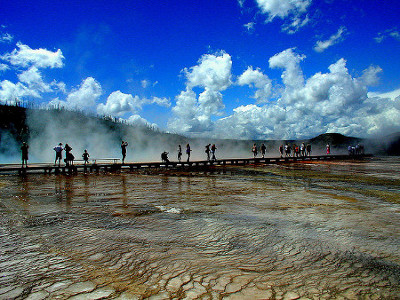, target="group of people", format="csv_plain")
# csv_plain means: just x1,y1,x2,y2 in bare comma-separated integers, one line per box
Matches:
348,144,364,156
53,143,90,167
278,143,313,158
19,139,366,168
252,143,267,158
